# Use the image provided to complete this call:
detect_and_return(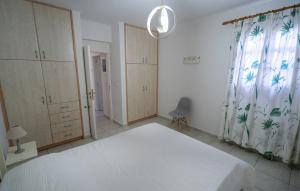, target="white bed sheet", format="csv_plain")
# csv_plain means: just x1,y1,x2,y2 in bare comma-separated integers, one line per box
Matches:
0,123,255,191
